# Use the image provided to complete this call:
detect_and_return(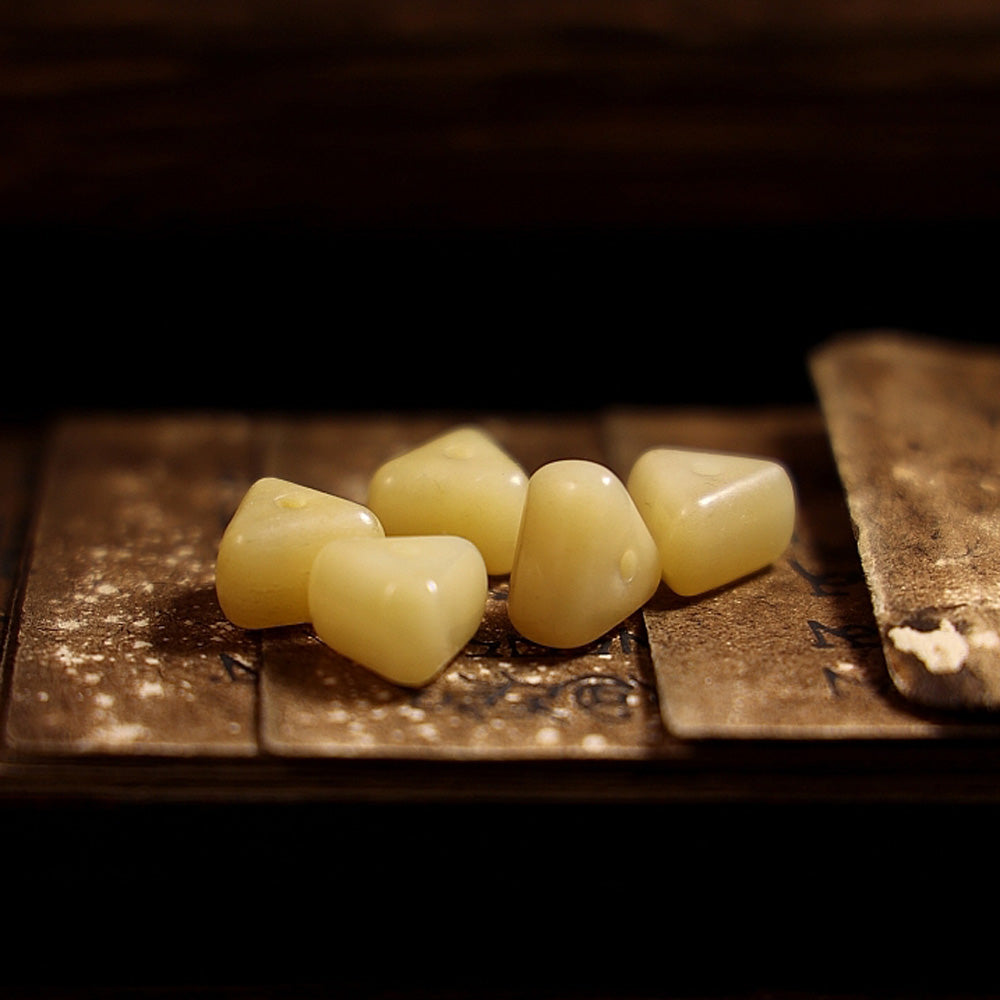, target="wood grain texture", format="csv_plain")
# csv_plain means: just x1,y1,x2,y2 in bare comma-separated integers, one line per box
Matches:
3,414,262,755
2,412,672,761
4,1,1000,230
3,396,1000,998
5,401,1000,810
811,330,1000,711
